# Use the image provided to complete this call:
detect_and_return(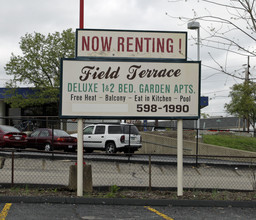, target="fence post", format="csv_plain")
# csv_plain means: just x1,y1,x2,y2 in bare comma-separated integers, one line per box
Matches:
196,128,199,167
51,123,55,157
11,151,14,186
149,154,152,191
128,124,131,153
